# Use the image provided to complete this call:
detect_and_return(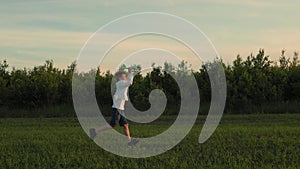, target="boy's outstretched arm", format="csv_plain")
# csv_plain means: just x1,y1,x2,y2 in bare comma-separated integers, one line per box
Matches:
117,72,133,87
